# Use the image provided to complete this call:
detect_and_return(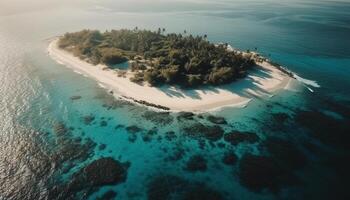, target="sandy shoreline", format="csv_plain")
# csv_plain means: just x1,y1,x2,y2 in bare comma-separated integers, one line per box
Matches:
48,39,291,112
